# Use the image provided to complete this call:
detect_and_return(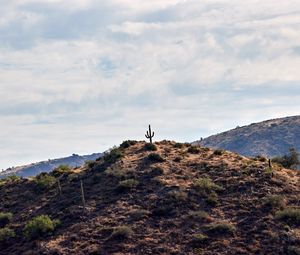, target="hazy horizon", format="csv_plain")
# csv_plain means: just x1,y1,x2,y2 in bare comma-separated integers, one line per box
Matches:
1,0,300,169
